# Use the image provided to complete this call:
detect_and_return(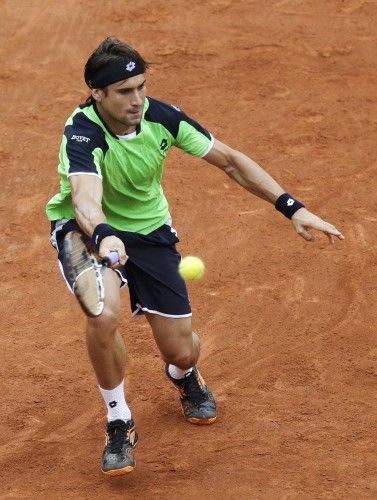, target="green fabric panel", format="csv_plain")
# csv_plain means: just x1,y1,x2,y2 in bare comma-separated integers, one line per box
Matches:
46,98,212,234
